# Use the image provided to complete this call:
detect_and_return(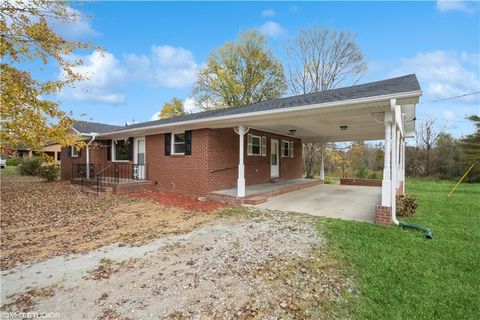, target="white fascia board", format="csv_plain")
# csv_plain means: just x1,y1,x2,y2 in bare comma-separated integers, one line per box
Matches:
96,90,422,138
